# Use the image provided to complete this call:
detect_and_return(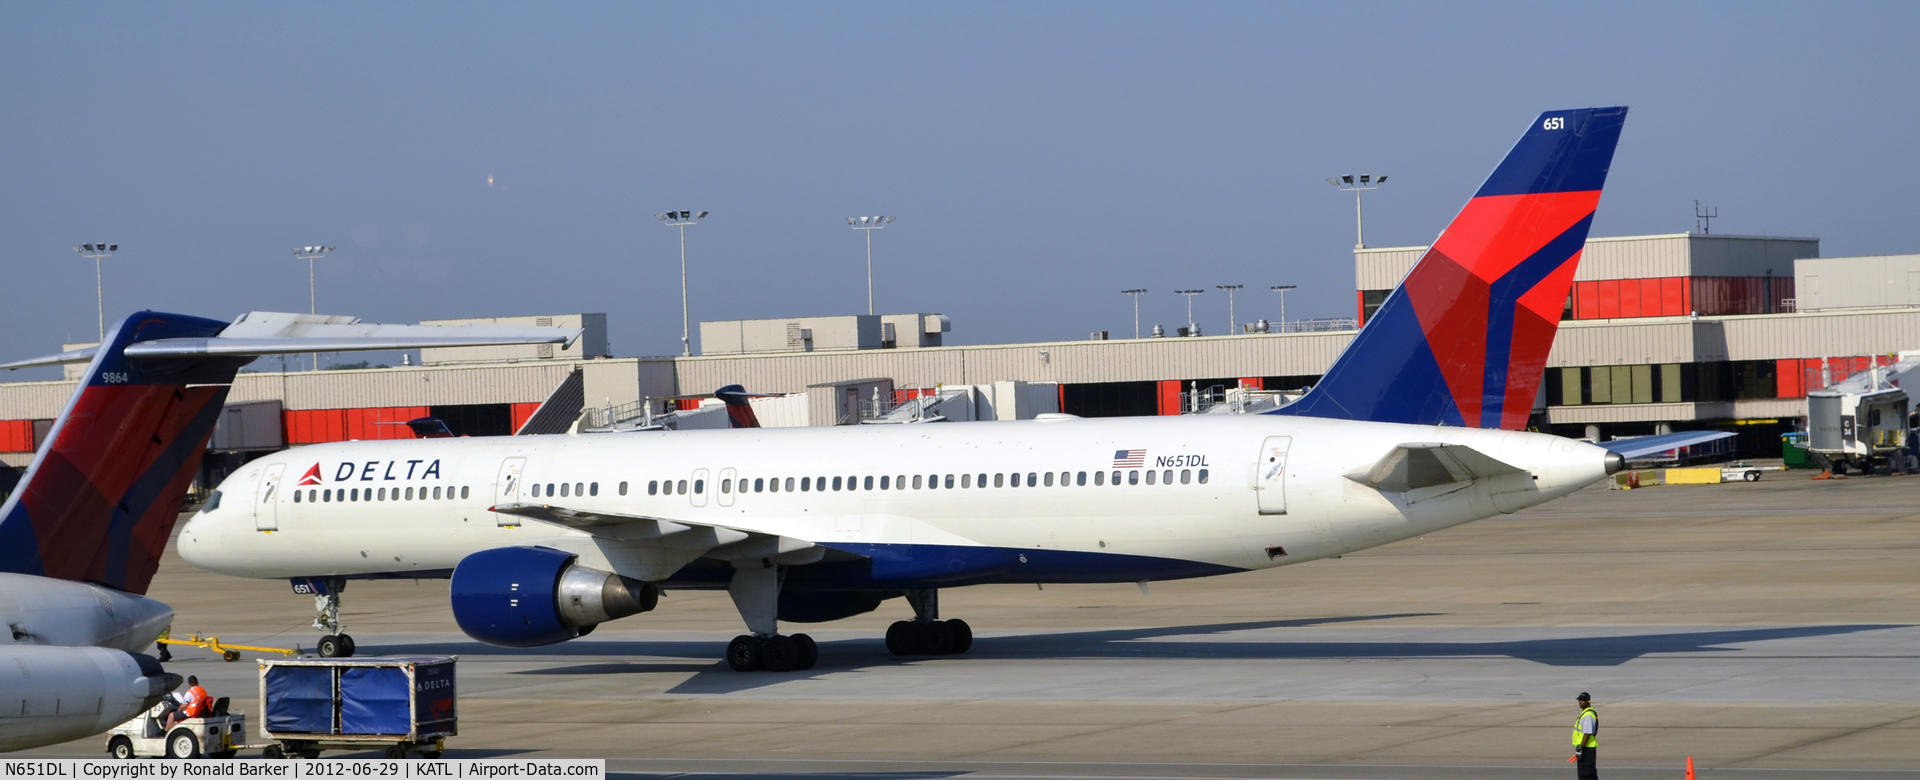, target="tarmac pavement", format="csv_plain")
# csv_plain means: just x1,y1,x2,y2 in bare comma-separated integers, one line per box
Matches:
16,468,1920,779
